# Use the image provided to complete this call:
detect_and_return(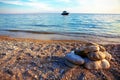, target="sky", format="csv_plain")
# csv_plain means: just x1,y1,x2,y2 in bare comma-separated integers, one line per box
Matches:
0,0,120,14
